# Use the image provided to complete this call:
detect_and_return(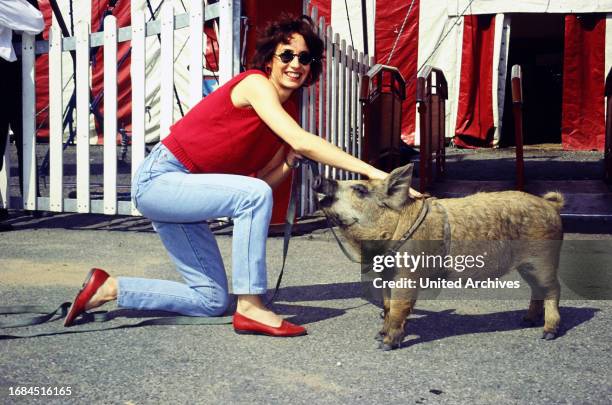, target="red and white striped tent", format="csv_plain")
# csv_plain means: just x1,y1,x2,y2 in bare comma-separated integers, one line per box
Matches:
310,0,612,150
